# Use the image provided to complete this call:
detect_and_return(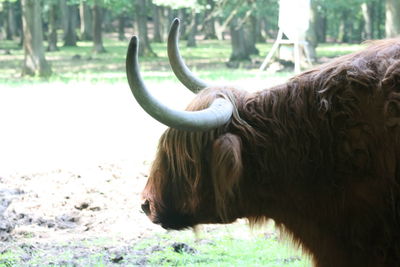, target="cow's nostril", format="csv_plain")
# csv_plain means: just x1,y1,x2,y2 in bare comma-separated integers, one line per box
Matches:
141,200,151,216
